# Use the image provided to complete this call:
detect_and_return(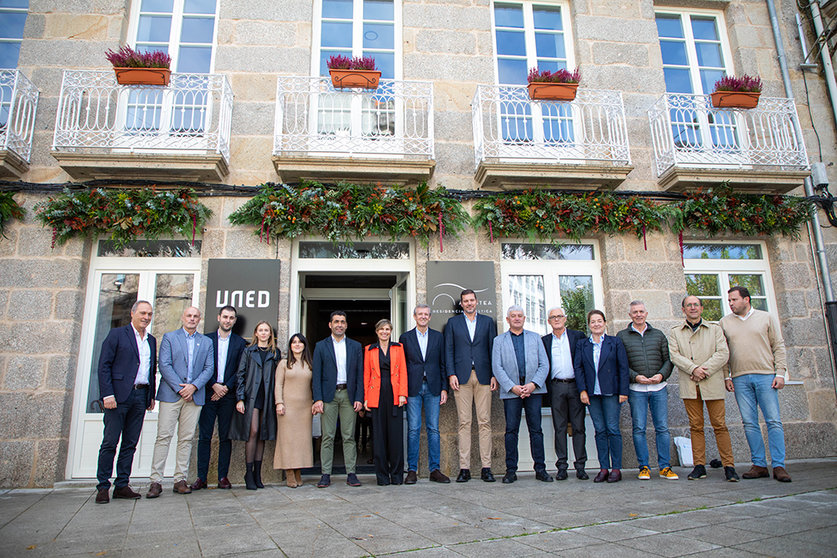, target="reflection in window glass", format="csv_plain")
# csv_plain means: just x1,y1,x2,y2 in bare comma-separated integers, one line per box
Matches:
686,273,723,320
507,275,546,334
97,240,202,257
299,241,409,259
684,243,762,260
559,275,594,333
153,273,195,335
501,243,594,261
